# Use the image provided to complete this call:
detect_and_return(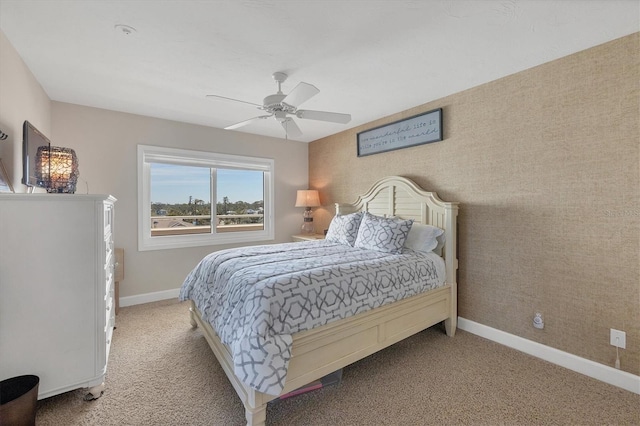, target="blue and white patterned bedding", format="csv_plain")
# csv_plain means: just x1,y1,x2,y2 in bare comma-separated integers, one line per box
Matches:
179,240,446,395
